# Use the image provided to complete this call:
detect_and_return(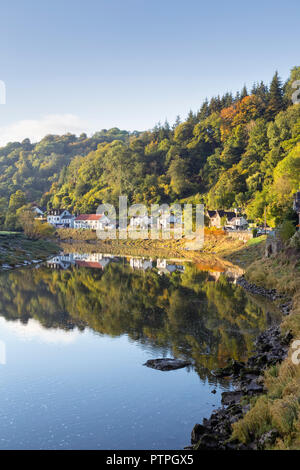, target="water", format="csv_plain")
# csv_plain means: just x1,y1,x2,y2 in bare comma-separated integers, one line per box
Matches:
0,253,280,450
